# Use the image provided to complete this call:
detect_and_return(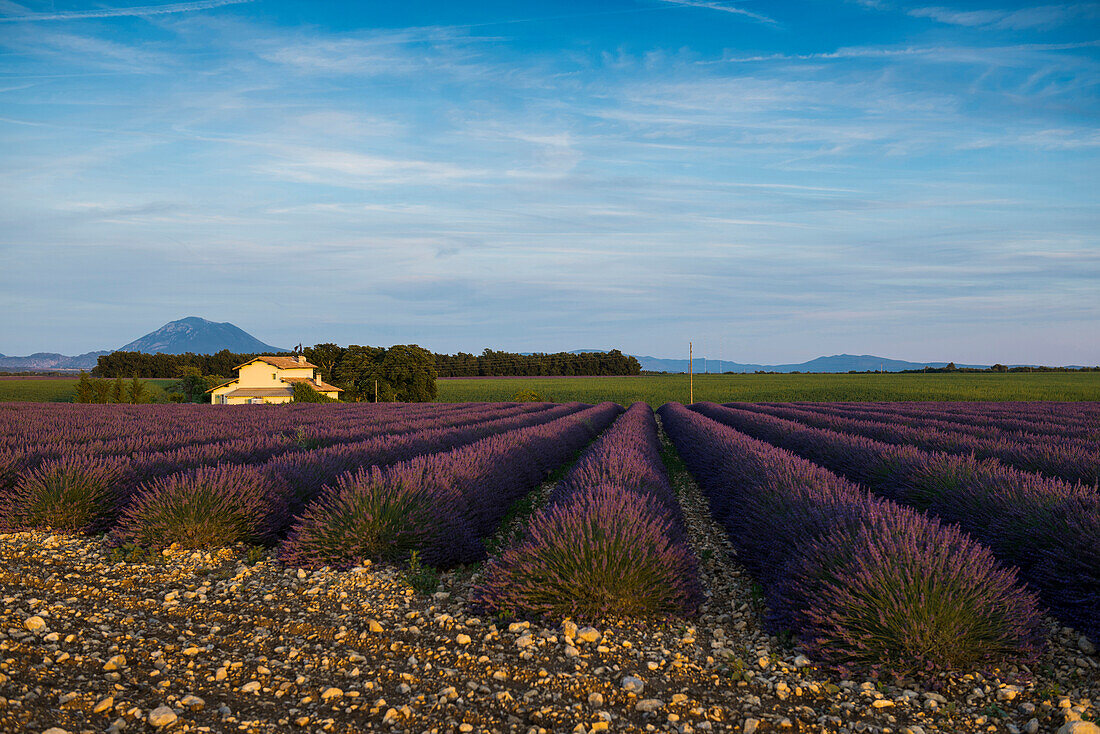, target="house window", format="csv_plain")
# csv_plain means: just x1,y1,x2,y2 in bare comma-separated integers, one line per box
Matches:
272,373,277,380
